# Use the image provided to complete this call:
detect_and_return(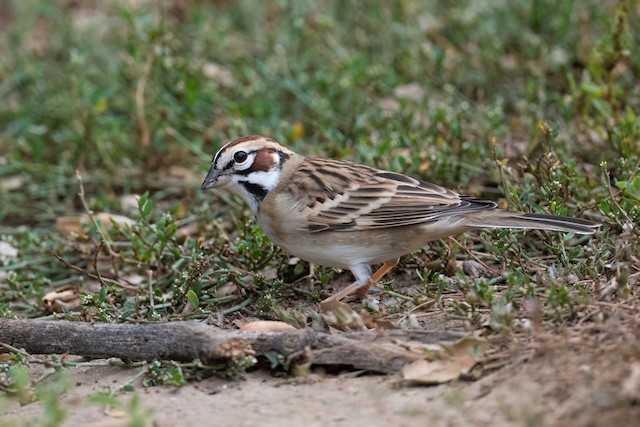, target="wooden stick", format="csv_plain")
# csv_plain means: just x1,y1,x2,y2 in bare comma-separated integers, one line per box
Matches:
0,320,466,373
